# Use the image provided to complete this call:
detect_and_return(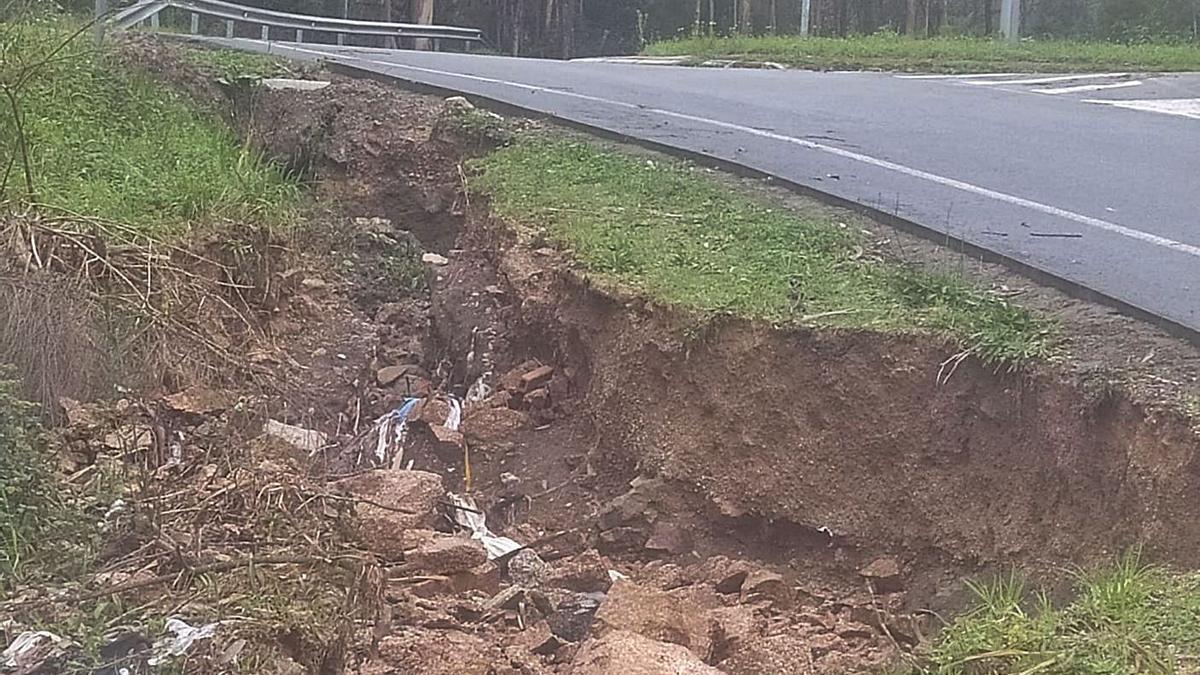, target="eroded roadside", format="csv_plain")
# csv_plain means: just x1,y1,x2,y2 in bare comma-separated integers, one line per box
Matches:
4,33,1200,675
